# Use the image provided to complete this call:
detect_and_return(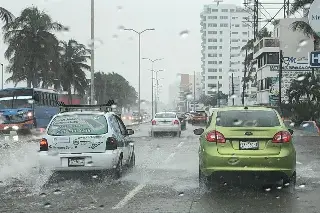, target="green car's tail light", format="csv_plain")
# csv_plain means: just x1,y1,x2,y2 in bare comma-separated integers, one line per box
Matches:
206,131,226,143
152,120,156,125
272,131,291,143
